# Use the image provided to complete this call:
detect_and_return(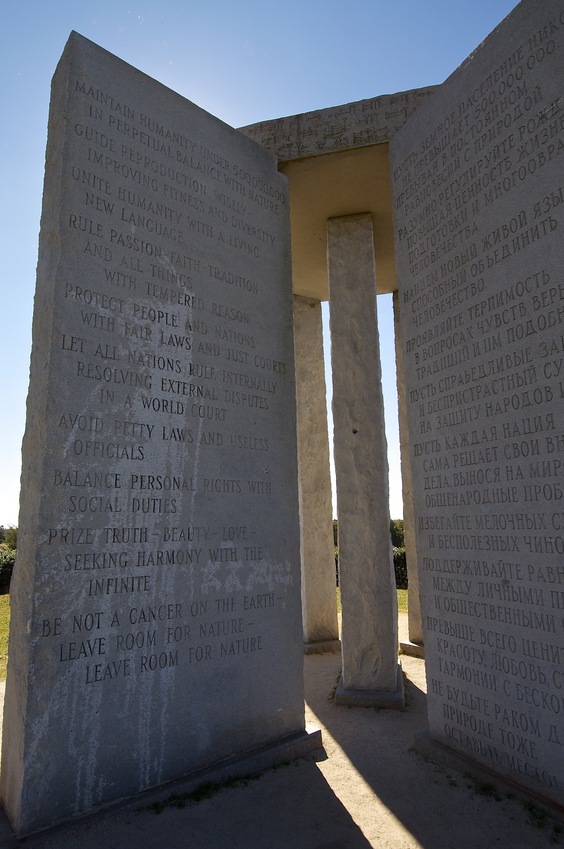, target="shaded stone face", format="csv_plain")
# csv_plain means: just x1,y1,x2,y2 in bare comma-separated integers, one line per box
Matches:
2,32,303,836
391,0,564,808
